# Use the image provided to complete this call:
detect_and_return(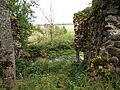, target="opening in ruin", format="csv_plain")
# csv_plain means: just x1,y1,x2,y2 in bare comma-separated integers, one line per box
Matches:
0,0,120,89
